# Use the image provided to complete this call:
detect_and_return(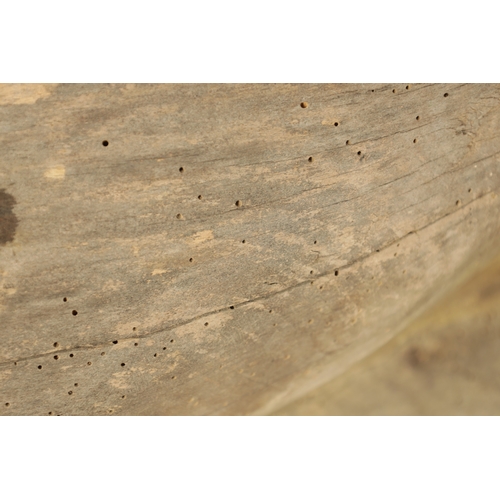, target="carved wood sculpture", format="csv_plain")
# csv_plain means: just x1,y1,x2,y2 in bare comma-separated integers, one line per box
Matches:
1,84,499,415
